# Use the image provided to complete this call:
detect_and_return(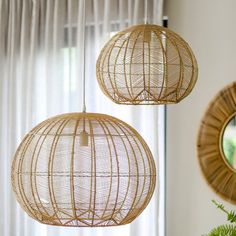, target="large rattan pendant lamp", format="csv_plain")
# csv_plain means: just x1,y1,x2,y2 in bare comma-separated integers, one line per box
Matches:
96,1,198,105
11,0,156,227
